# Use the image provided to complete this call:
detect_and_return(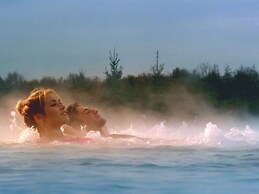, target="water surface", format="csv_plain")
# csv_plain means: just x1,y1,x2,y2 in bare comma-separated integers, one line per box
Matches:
0,142,258,194
1,119,259,194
